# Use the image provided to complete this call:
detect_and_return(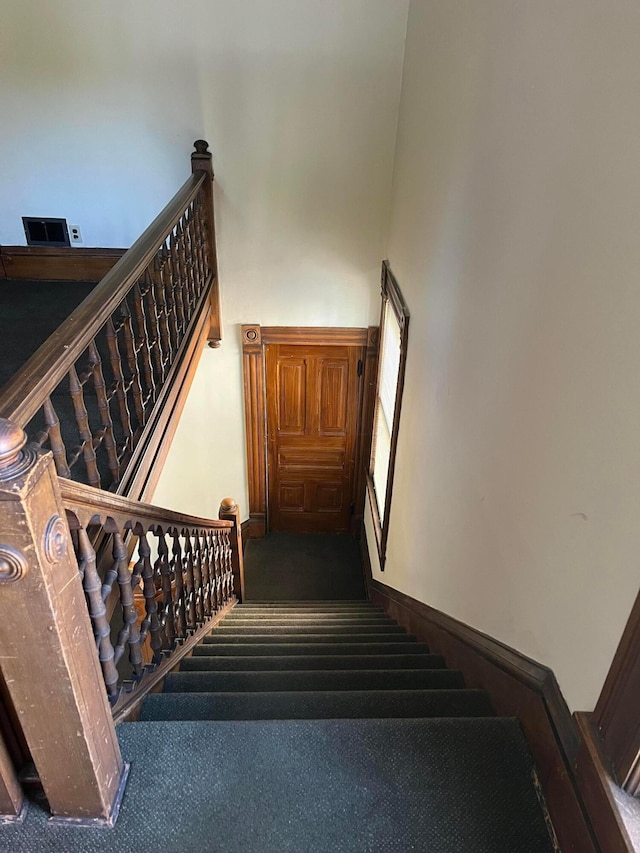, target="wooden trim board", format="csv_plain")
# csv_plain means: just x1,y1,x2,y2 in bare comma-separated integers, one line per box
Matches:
0,246,125,281
361,528,602,853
